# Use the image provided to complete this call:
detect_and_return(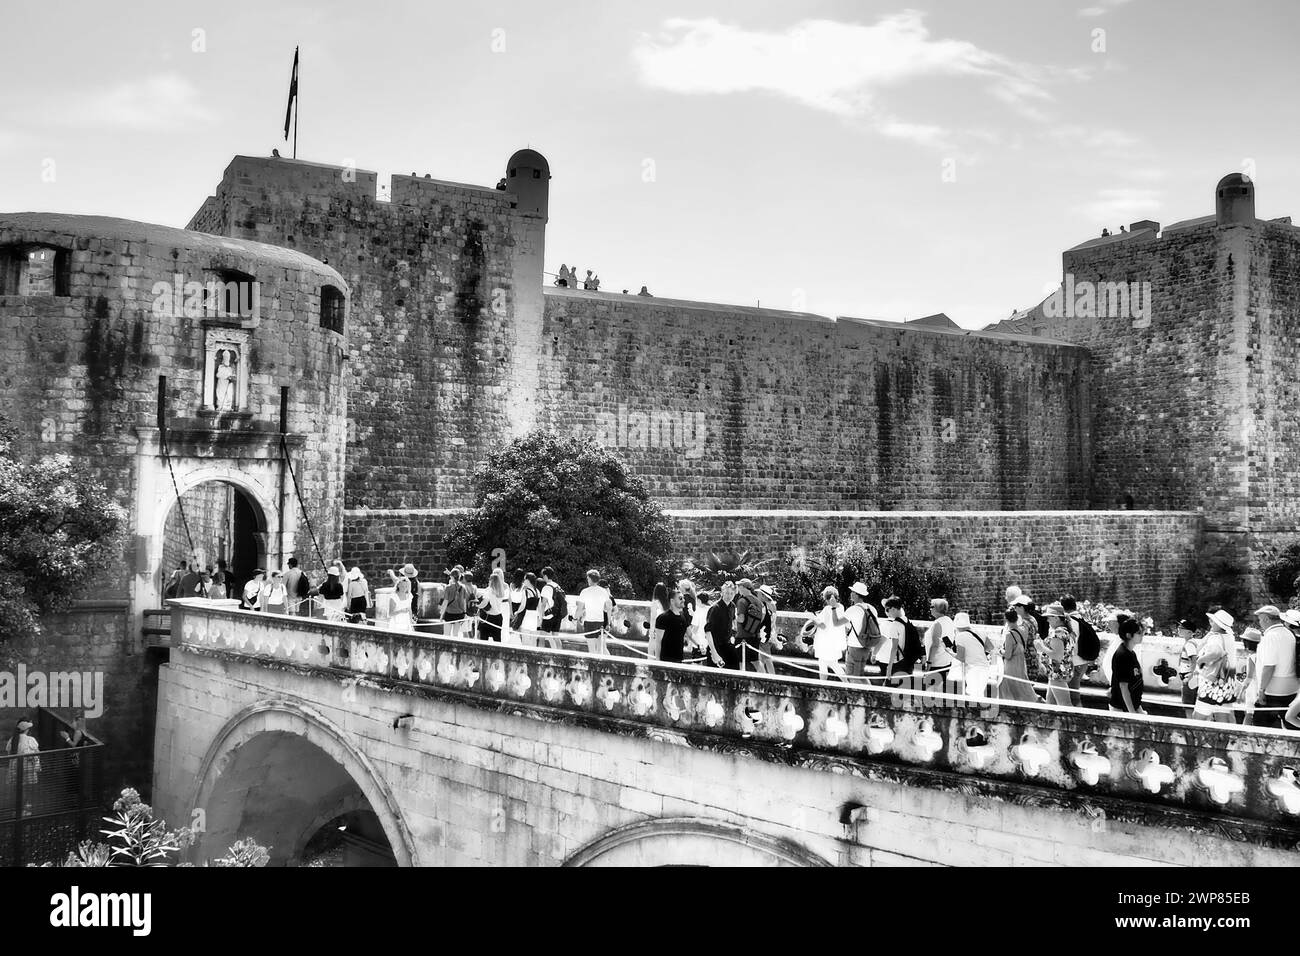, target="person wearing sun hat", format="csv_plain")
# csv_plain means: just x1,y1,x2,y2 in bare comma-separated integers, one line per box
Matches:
1174,617,1203,718
1193,608,1240,723
316,565,346,620
345,566,371,621
951,611,991,699
1037,602,1075,707
1253,604,1299,728
6,717,40,788
843,582,880,678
